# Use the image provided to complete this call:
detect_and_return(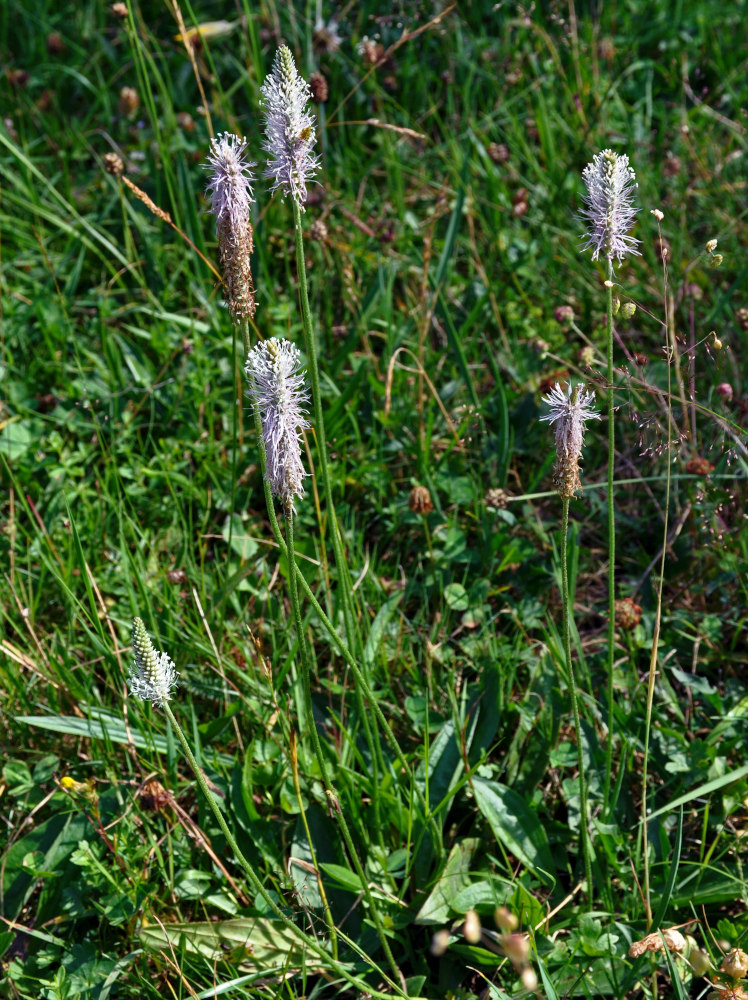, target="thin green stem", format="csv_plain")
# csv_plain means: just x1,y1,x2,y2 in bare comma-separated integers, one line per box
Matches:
560,496,593,906
285,512,403,984
603,273,616,815
641,278,674,928
291,199,386,810
159,701,399,997
288,728,338,959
